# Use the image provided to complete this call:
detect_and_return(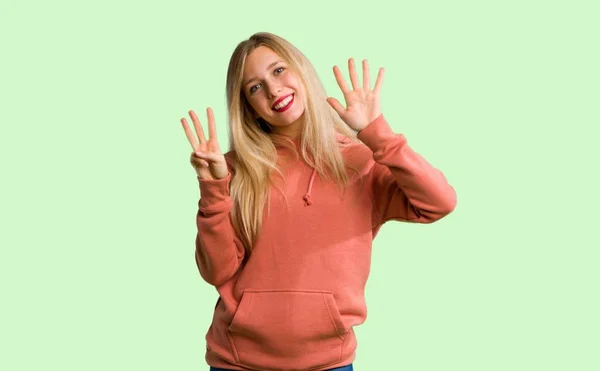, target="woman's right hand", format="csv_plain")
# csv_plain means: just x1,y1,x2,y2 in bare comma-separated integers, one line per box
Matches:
181,108,228,180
